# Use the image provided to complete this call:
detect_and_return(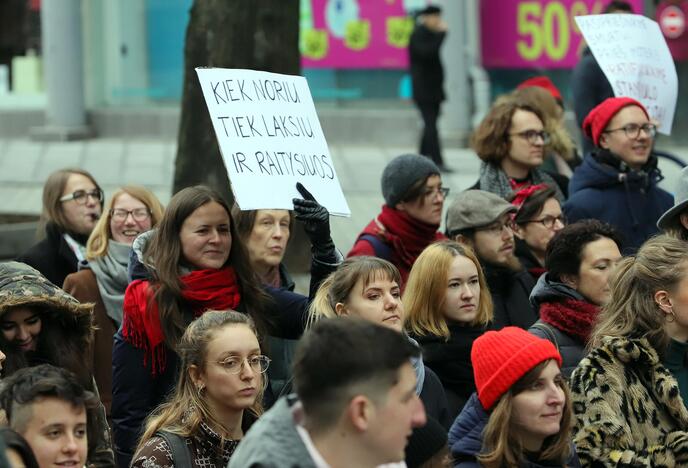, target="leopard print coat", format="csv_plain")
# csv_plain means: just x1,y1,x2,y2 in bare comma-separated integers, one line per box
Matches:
570,335,688,467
